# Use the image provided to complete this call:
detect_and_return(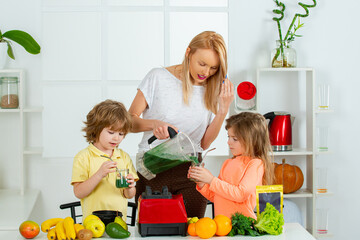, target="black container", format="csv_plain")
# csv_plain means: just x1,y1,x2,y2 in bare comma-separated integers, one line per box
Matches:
138,223,187,237
92,210,123,226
